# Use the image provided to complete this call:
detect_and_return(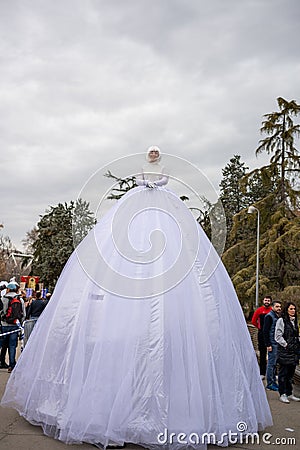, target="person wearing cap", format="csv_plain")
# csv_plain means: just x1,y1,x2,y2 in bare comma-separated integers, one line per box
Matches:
0,282,26,372
9,277,19,287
